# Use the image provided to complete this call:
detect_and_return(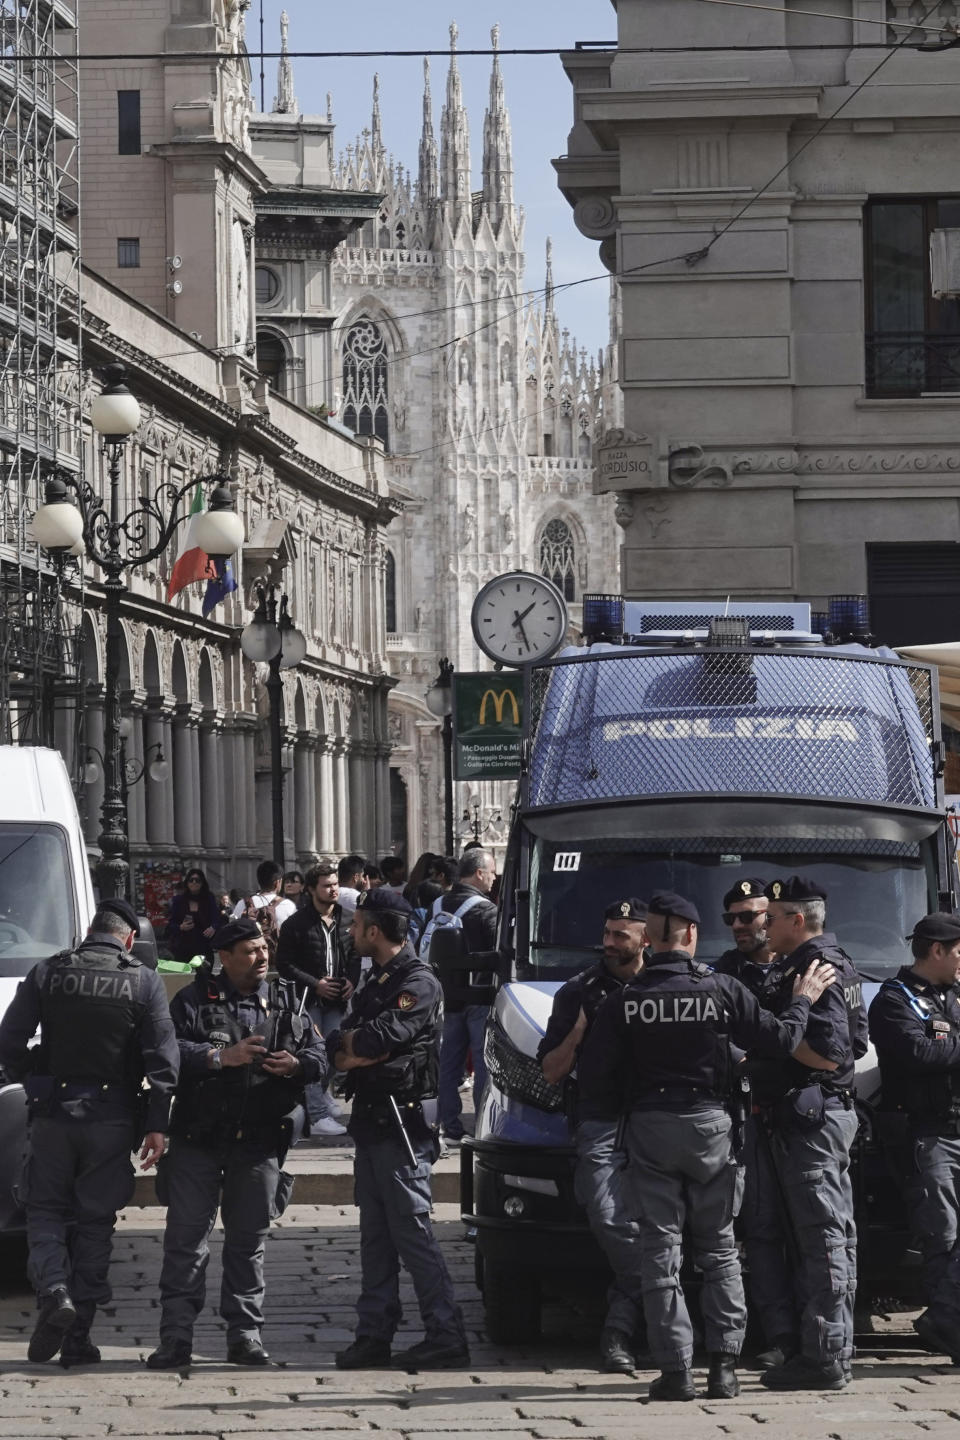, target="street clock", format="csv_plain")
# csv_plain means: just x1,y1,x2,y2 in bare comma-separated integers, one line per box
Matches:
470,571,569,667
